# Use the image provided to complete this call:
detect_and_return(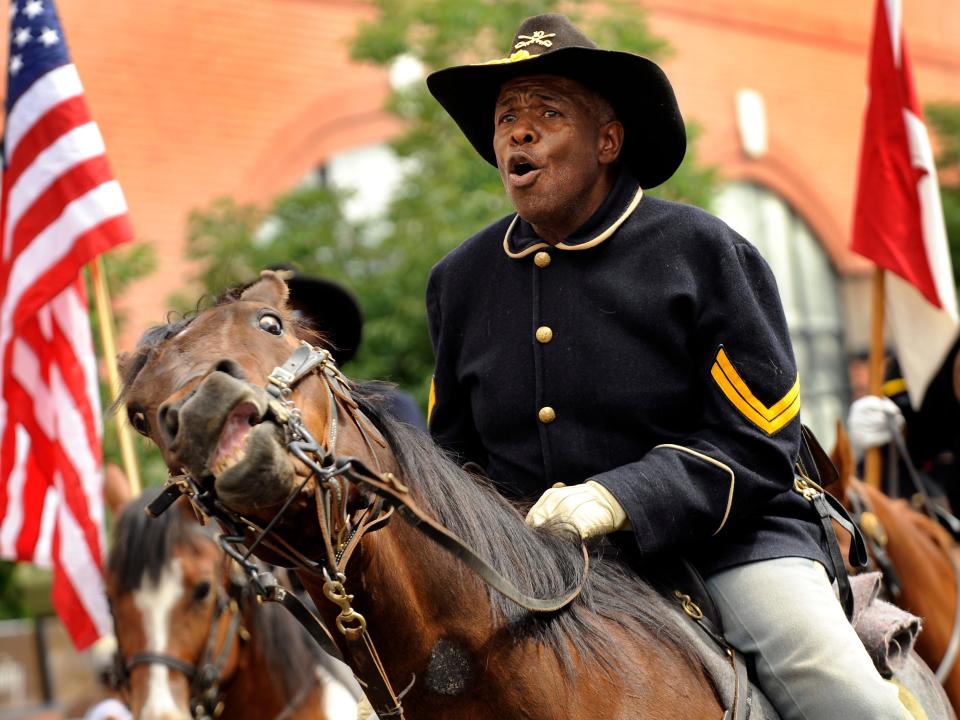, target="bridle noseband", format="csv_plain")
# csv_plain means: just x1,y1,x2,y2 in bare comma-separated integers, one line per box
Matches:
147,341,590,719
